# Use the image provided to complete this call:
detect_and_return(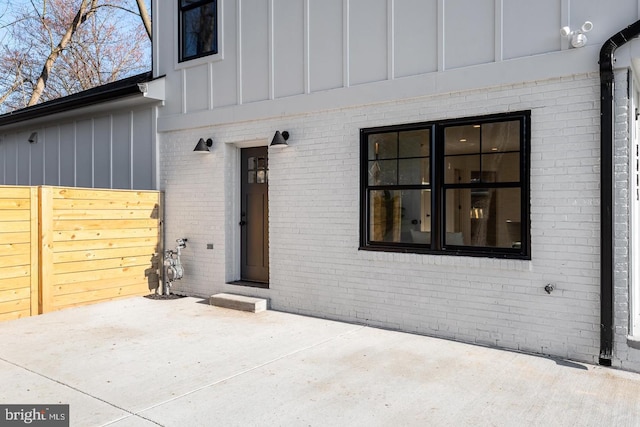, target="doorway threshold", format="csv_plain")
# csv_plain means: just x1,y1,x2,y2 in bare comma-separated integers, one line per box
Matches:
228,280,269,289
